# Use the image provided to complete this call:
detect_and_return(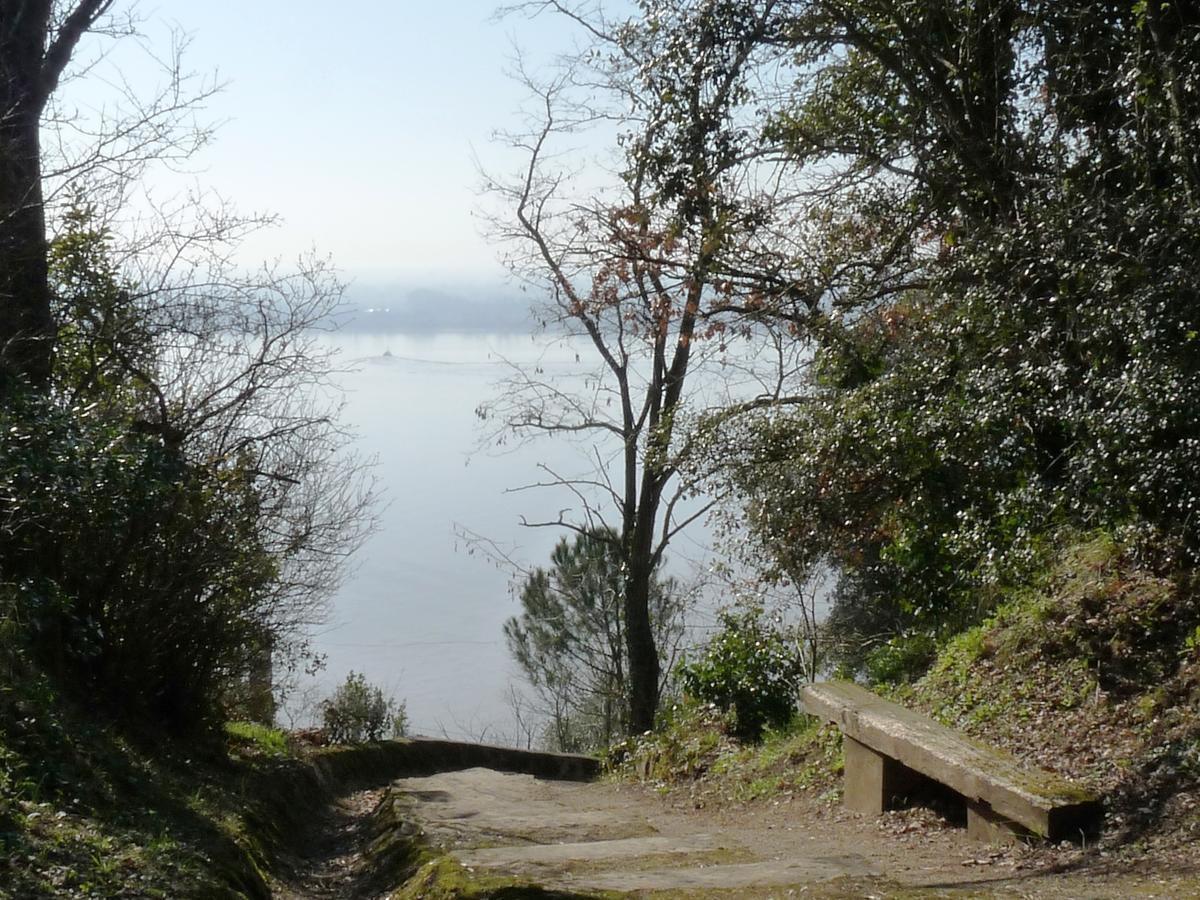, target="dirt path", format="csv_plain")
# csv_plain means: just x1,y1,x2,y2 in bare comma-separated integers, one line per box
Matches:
393,767,1194,898
273,787,390,900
